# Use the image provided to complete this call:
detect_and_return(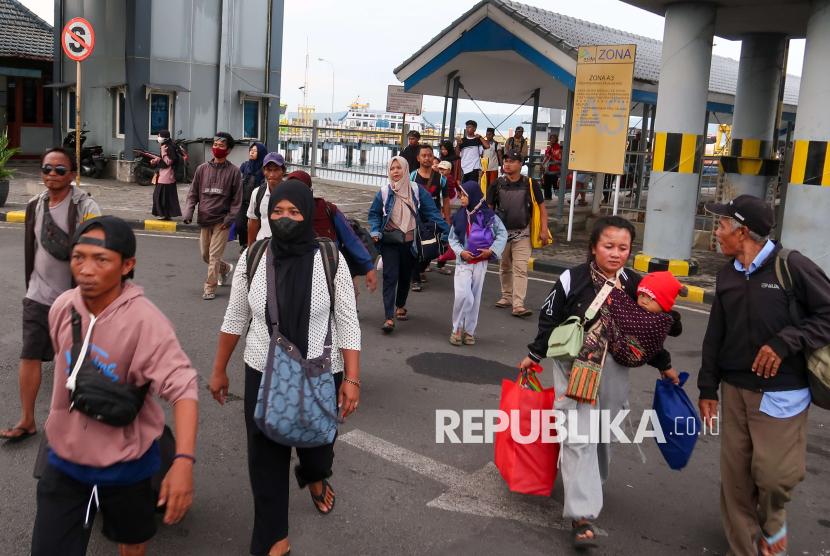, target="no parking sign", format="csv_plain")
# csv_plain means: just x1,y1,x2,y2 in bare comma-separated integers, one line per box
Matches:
62,18,95,61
